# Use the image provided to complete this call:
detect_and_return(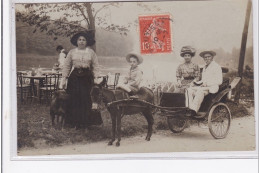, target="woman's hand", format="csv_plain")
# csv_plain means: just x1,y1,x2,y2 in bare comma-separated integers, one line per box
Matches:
189,82,195,87
94,77,103,84
59,77,67,89
123,79,128,84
